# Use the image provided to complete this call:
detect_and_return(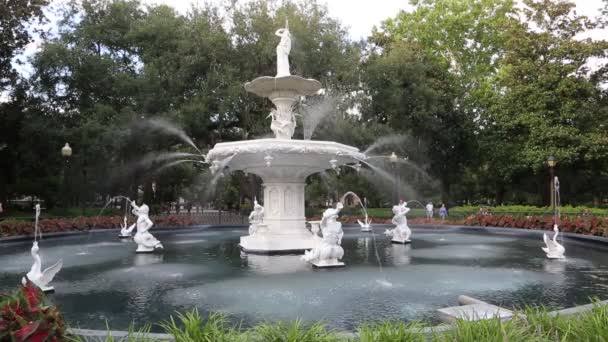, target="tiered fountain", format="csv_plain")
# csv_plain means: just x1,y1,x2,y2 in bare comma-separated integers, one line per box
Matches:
206,21,365,253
